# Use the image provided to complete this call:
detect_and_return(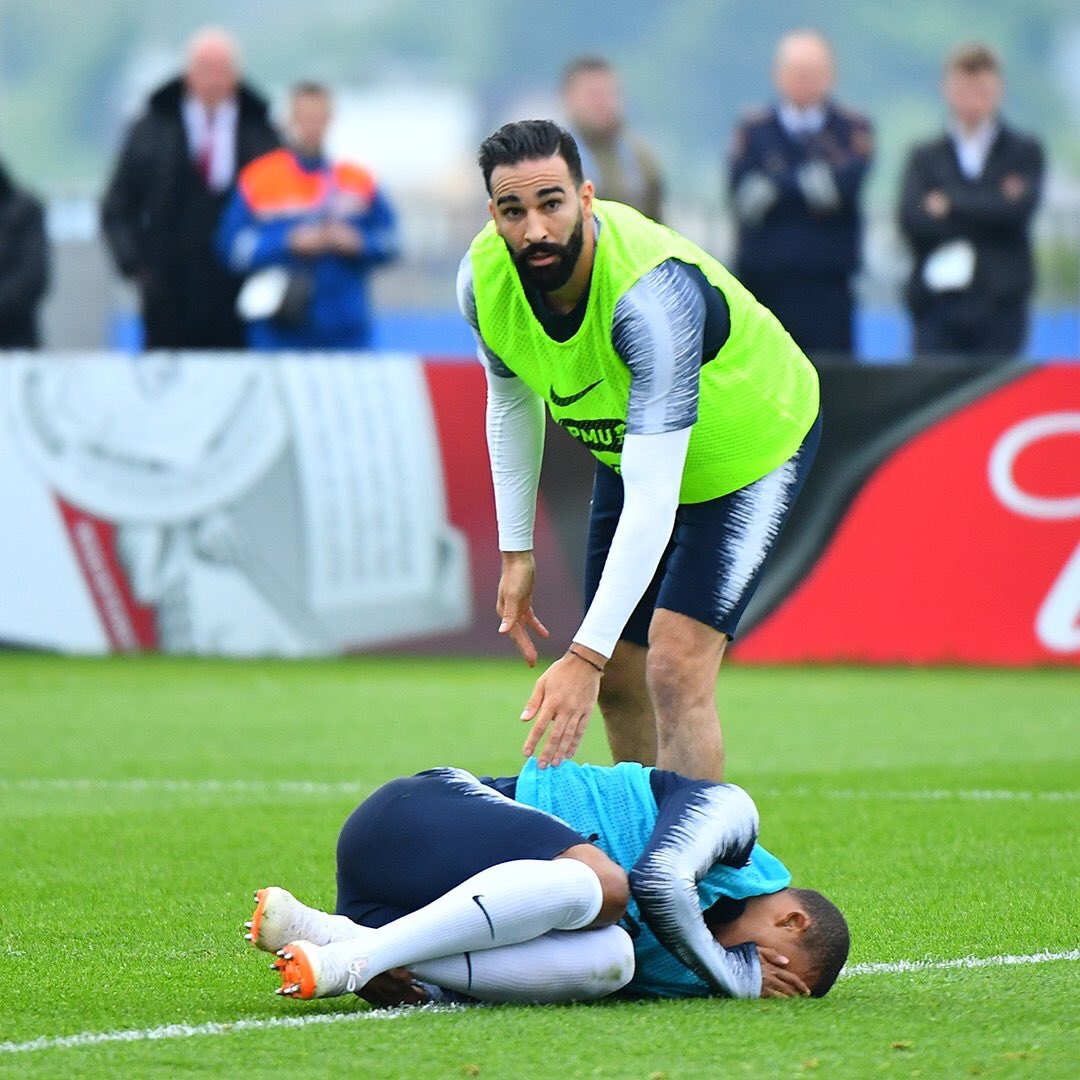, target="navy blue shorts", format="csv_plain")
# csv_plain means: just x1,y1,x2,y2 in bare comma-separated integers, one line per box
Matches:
584,414,820,647
335,768,587,927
